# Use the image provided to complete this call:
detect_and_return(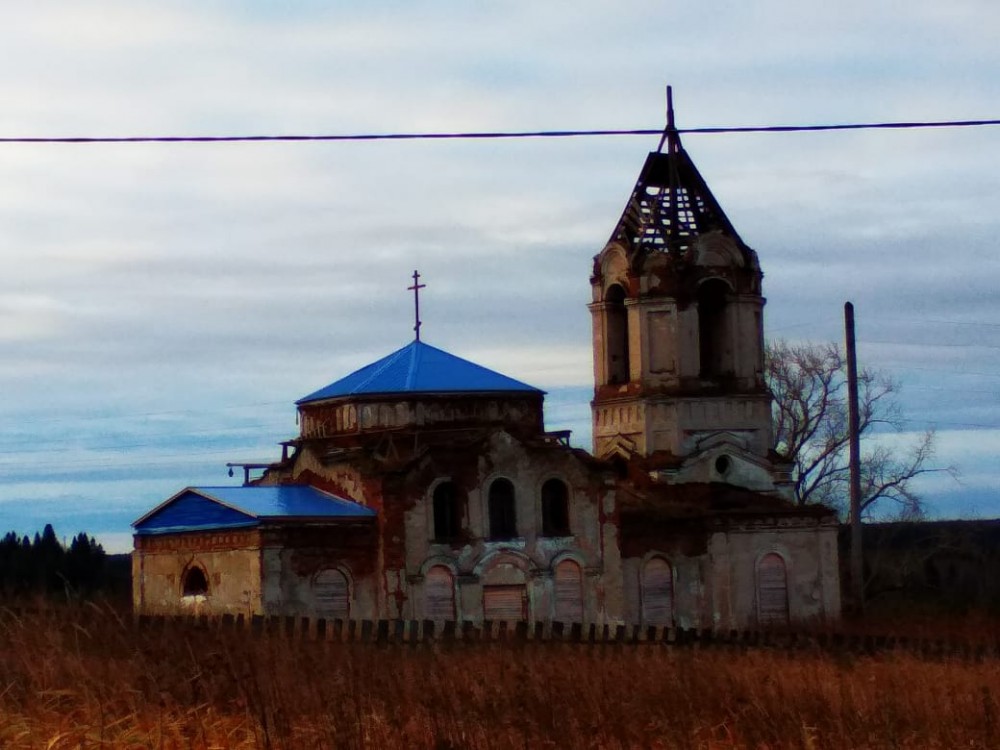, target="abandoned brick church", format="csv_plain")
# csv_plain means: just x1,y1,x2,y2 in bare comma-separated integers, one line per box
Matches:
132,106,842,629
